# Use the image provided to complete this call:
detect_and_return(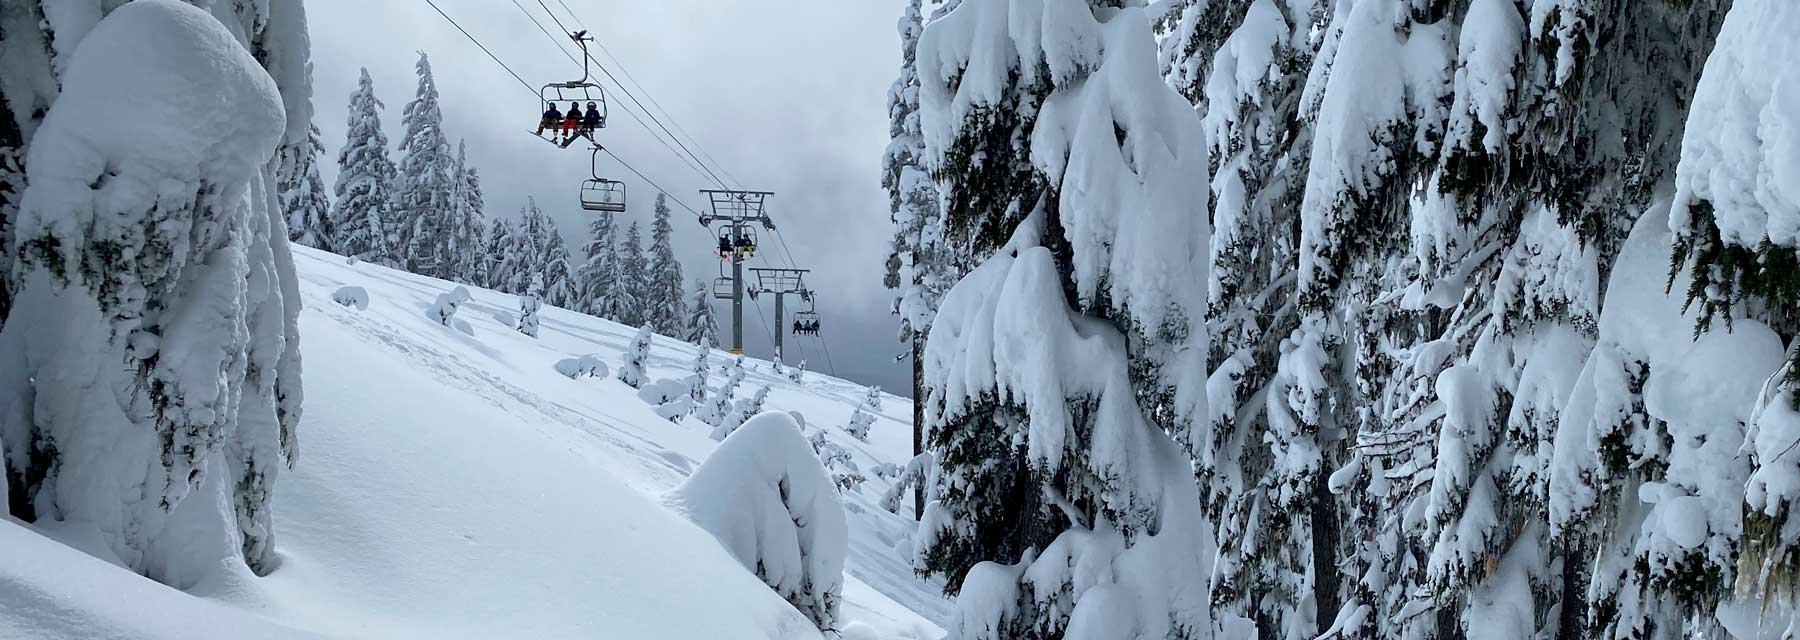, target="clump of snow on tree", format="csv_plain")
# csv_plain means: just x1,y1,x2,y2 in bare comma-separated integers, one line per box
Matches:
332,285,369,310
669,412,847,630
